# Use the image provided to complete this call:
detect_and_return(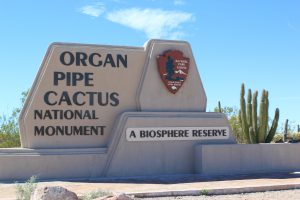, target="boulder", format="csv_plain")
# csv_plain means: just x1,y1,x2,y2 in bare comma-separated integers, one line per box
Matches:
31,186,78,200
